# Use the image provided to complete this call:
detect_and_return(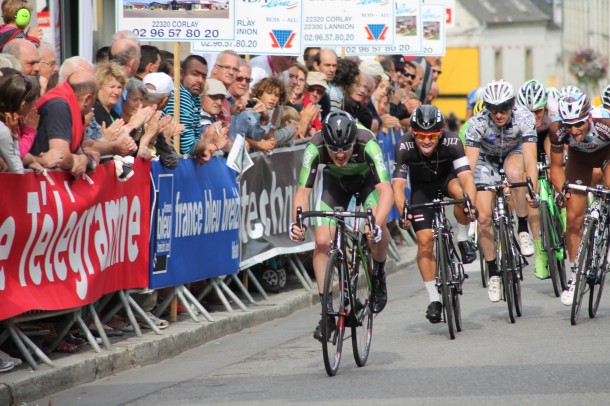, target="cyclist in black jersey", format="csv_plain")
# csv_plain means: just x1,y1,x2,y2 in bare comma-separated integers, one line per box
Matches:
289,111,394,341
393,105,478,323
